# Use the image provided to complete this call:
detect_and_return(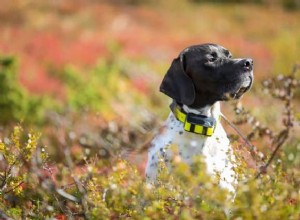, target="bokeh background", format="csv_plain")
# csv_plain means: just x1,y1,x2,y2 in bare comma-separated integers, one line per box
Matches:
1,1,300,218
0,0,299,168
